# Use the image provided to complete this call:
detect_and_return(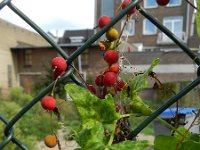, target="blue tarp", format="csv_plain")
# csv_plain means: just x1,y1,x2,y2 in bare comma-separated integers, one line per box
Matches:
160,107,198,118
